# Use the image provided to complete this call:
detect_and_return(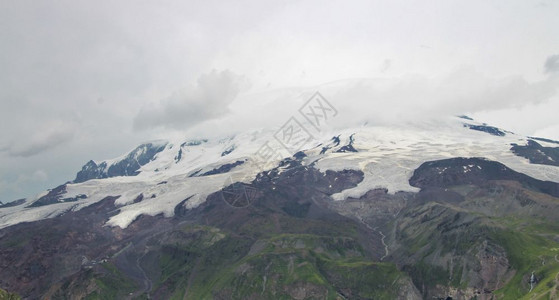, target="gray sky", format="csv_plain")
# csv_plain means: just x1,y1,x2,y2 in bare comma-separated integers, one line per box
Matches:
1,0,558,202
